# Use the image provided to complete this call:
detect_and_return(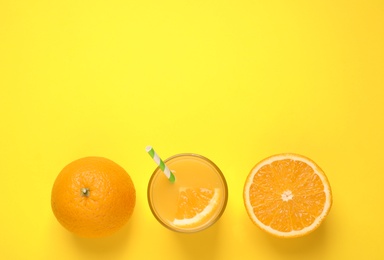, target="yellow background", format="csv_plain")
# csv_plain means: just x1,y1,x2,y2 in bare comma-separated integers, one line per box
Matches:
1,0,383,259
